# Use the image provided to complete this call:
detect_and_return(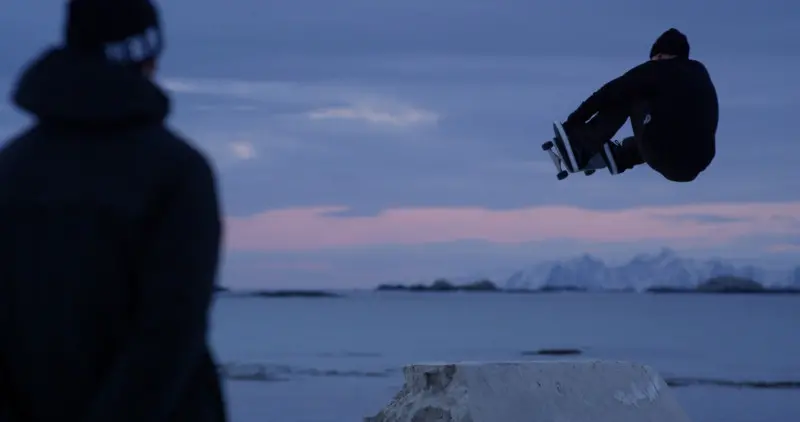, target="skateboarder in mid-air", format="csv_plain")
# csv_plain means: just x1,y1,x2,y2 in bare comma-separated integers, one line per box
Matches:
553,28,719,182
